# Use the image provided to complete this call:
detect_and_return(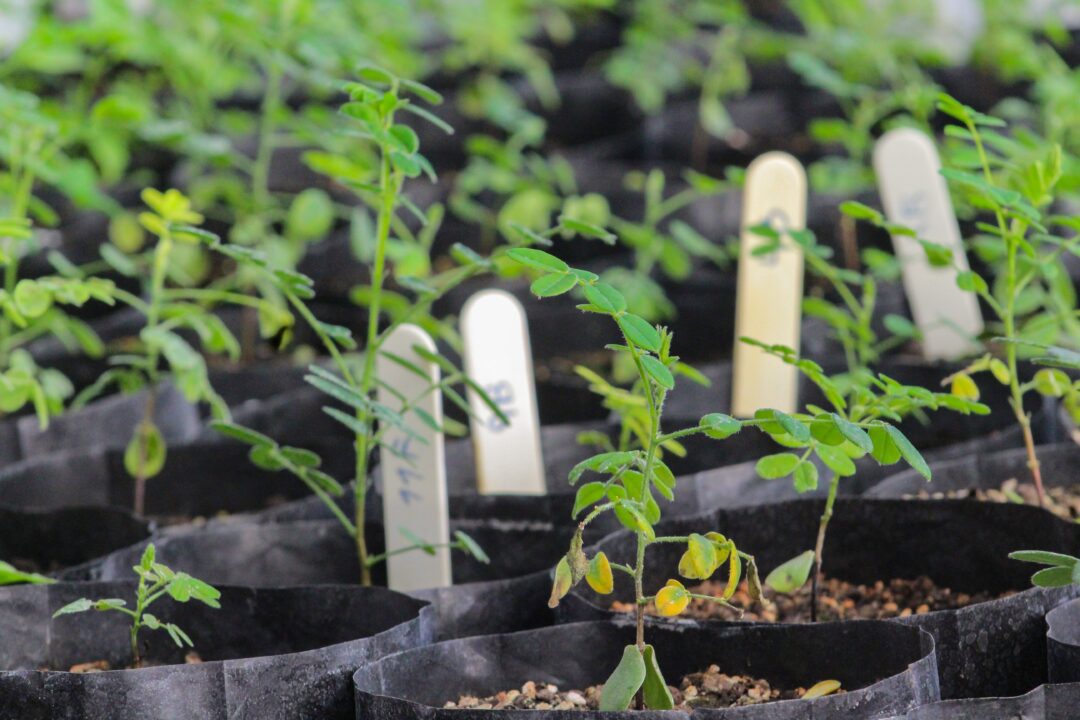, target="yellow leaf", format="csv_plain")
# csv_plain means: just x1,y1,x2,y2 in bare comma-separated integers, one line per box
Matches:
587,552,614,594
548,557,573,608
655,579,689,617
802,679,841,699
950,373,979,401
